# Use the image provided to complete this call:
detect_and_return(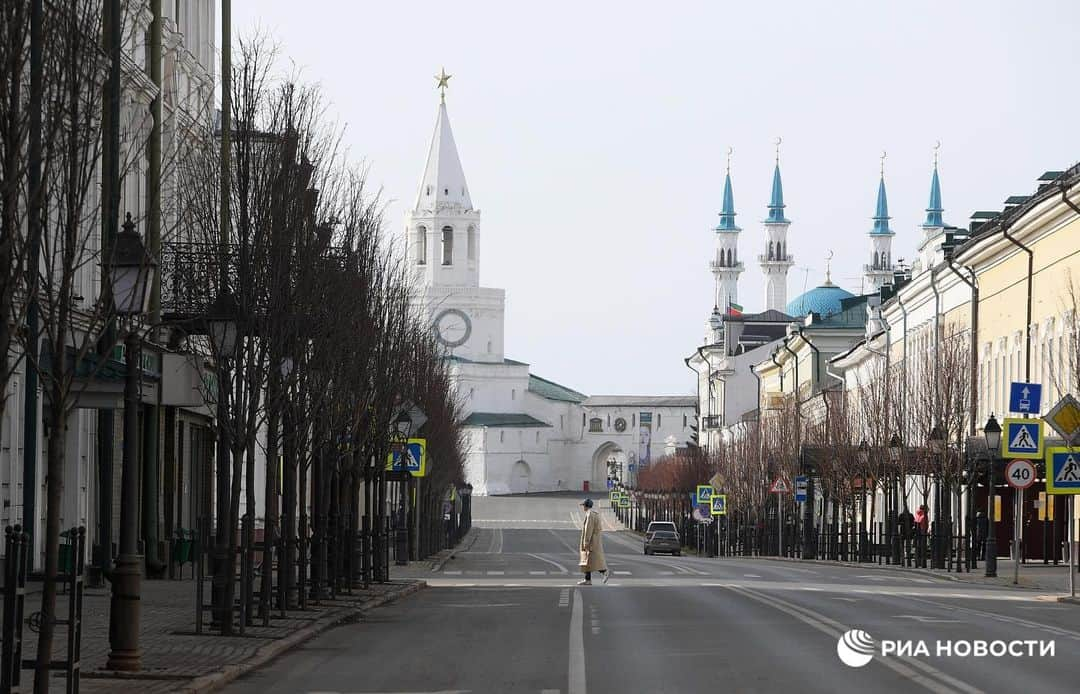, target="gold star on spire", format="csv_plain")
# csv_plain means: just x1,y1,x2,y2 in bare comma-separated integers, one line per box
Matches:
435,67,452,103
